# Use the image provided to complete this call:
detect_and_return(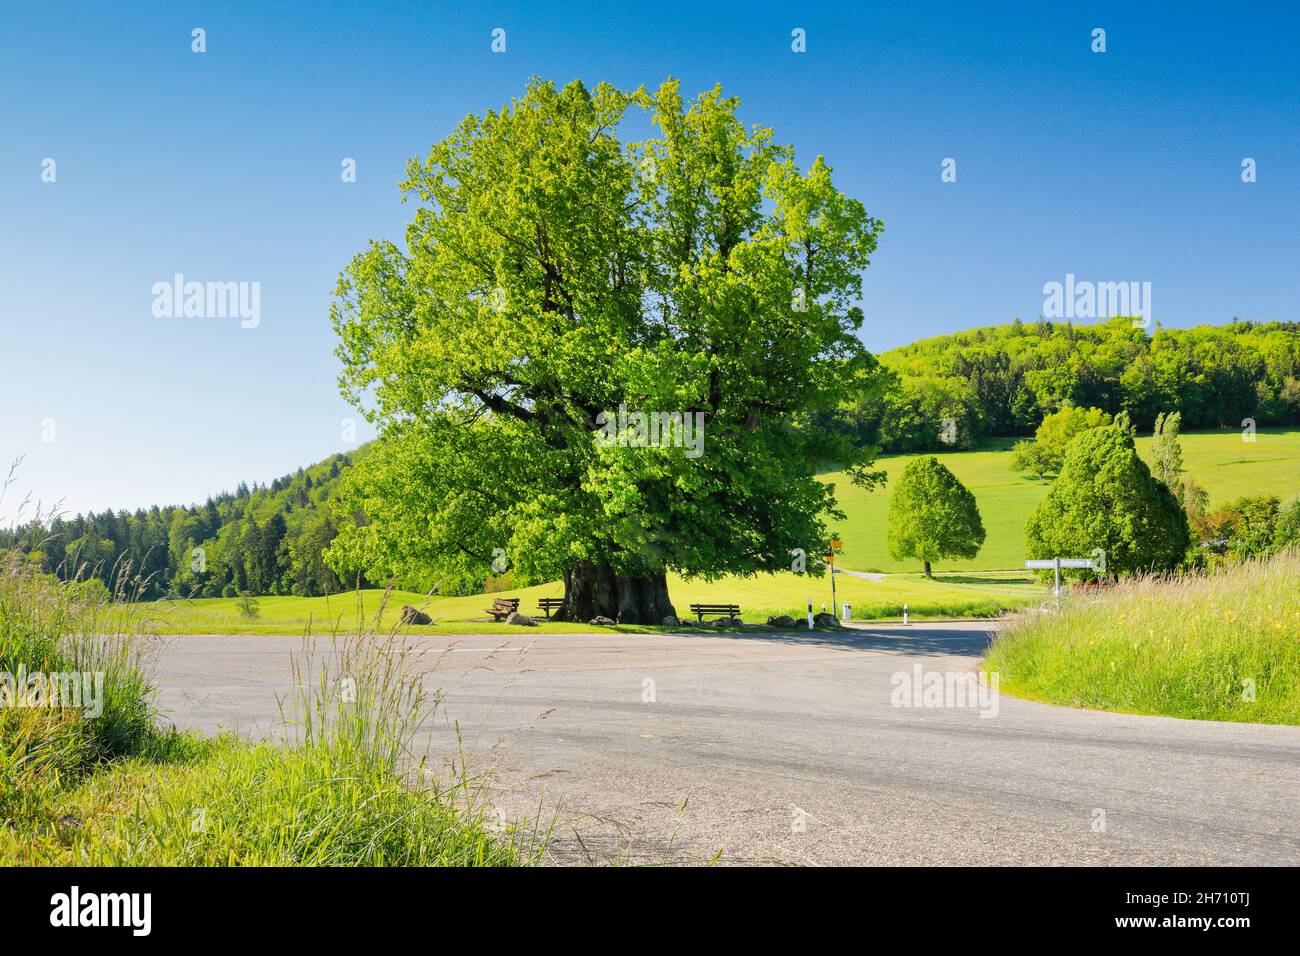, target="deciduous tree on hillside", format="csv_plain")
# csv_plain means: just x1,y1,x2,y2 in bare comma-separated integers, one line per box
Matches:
886,457,986,577
1025,419,1189,577
325,78,887,623
1151,410,1187,504
1010,405,1111,479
